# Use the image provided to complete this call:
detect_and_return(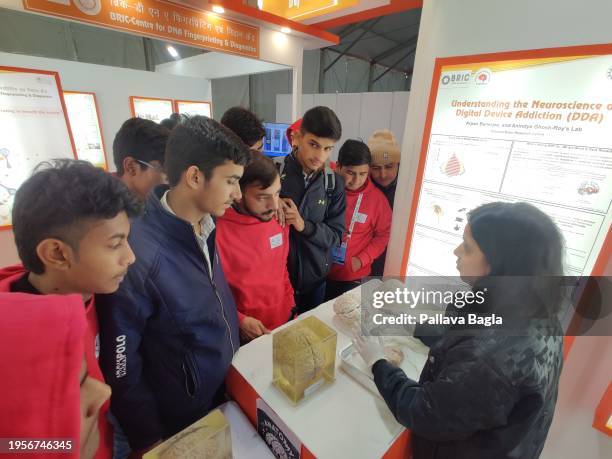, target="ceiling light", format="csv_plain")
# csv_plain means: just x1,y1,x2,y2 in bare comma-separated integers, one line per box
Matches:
166,45,179,59
281,27,291,34
212,5,225,14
